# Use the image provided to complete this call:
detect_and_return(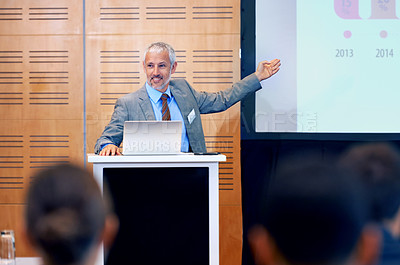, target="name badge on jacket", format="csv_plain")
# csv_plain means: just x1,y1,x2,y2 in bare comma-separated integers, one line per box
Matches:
188,109,196,124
